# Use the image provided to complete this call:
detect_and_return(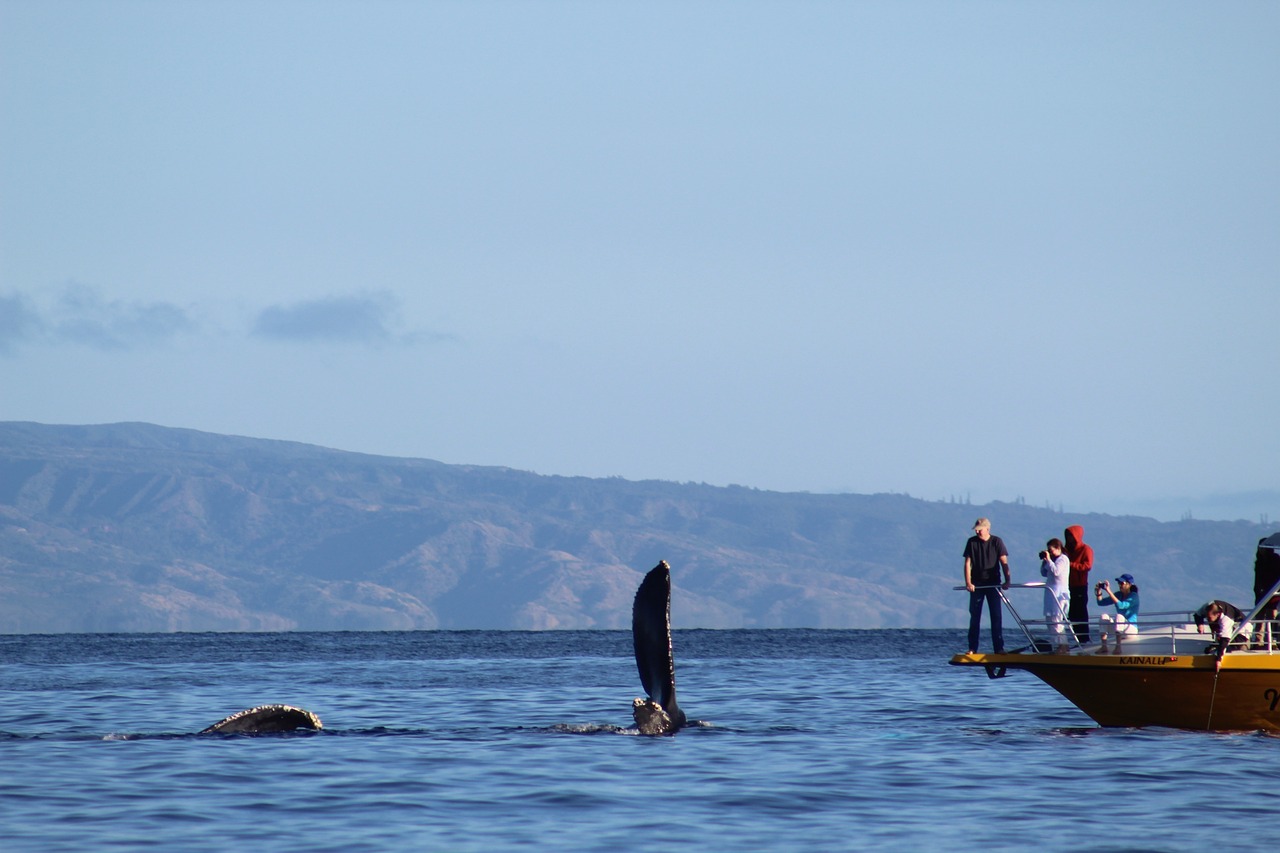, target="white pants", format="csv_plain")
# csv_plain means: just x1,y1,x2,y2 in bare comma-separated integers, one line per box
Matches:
1045,592,1070,636
1099,612,1137,637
